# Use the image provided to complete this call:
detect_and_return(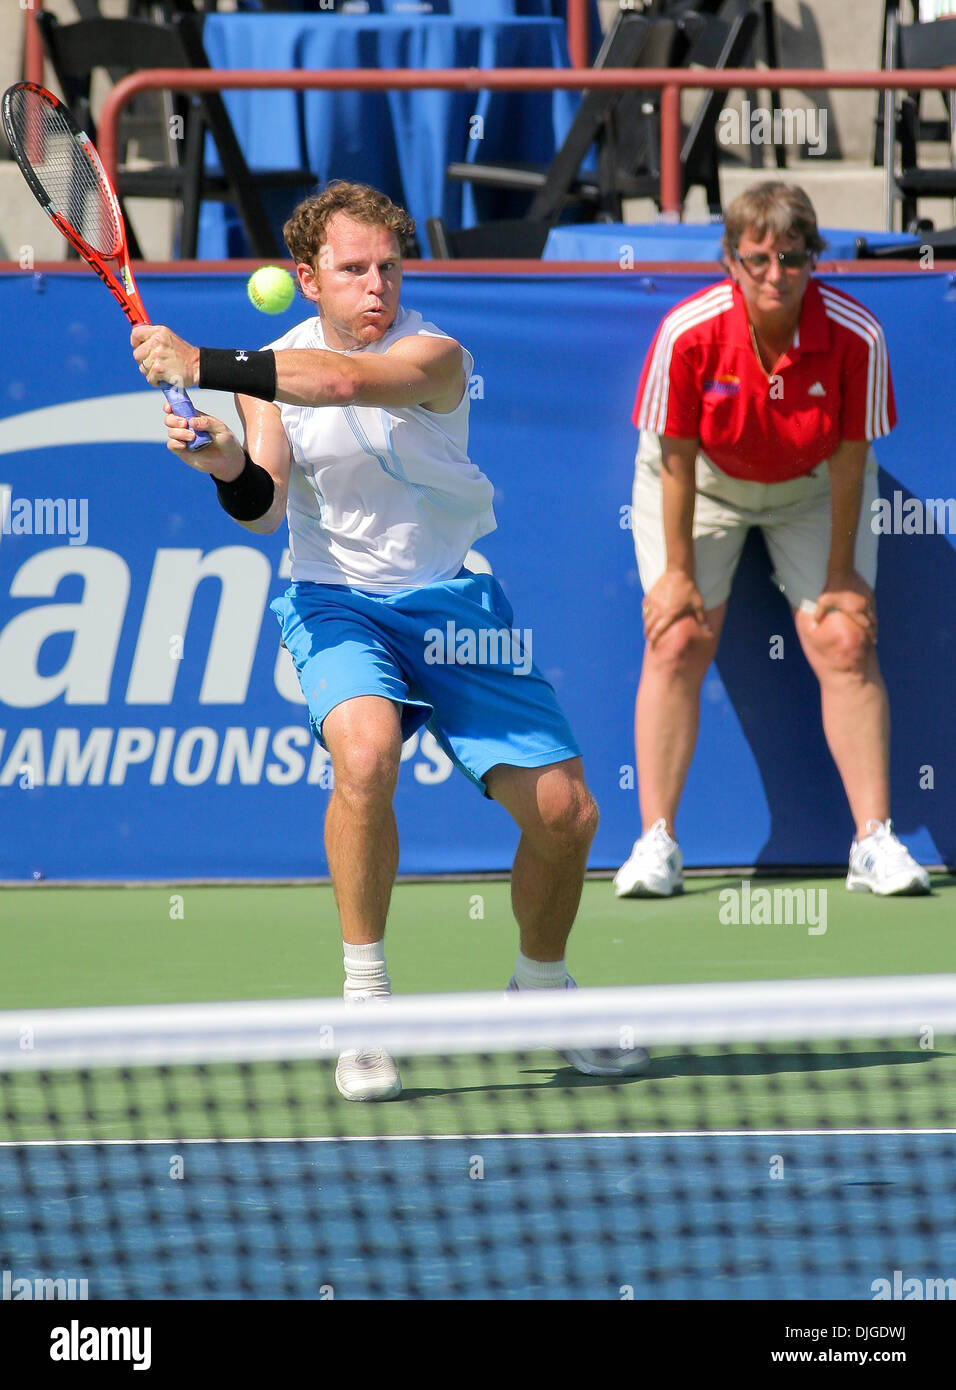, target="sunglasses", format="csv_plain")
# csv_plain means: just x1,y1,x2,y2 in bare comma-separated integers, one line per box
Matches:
735,249,813,274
